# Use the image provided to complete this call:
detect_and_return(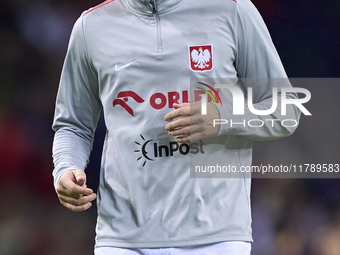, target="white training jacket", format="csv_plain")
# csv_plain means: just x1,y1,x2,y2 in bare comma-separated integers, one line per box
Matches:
52,0,300,248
